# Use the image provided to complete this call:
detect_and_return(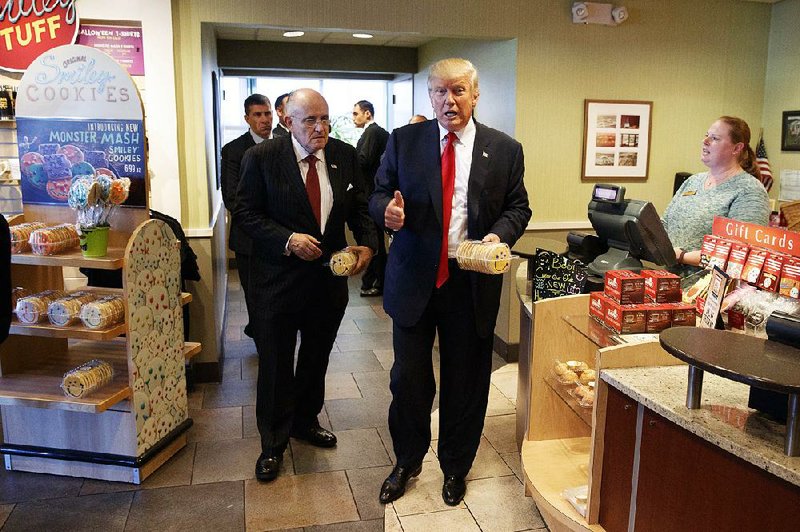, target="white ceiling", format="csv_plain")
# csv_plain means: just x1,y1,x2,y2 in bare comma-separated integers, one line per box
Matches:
214,25,433,48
